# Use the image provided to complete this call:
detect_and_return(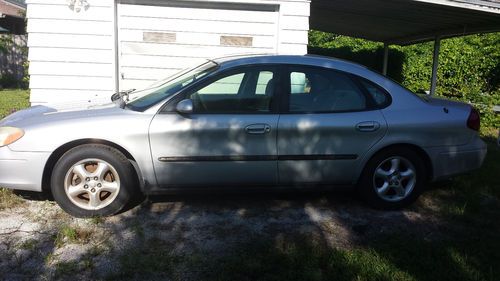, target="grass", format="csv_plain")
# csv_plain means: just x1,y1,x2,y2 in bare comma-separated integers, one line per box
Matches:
0,187,24,210
107,237,177,281
19,239,38,251
88,216,105,225
54,225,94,248
0,89,30,118
202,233,499,281
54,261,79,278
